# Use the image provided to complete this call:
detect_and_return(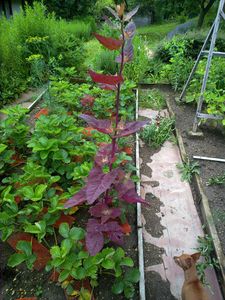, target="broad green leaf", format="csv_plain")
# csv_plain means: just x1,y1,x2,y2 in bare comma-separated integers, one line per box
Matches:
16,241,32,257
124,282,135,299
69,227,85,241
101,247,115,259
112,280,124,295
71,267,86,280
34,184,48,200
120,257,134,267
26,254,37,270
59,222,70,238
125,269,140,283
102,258,115,269
8,253,26,267
61,239,72,257
58,269,70,282
50,246,61,259
78,251,89,260
0,144,7,153
1,226,14,241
